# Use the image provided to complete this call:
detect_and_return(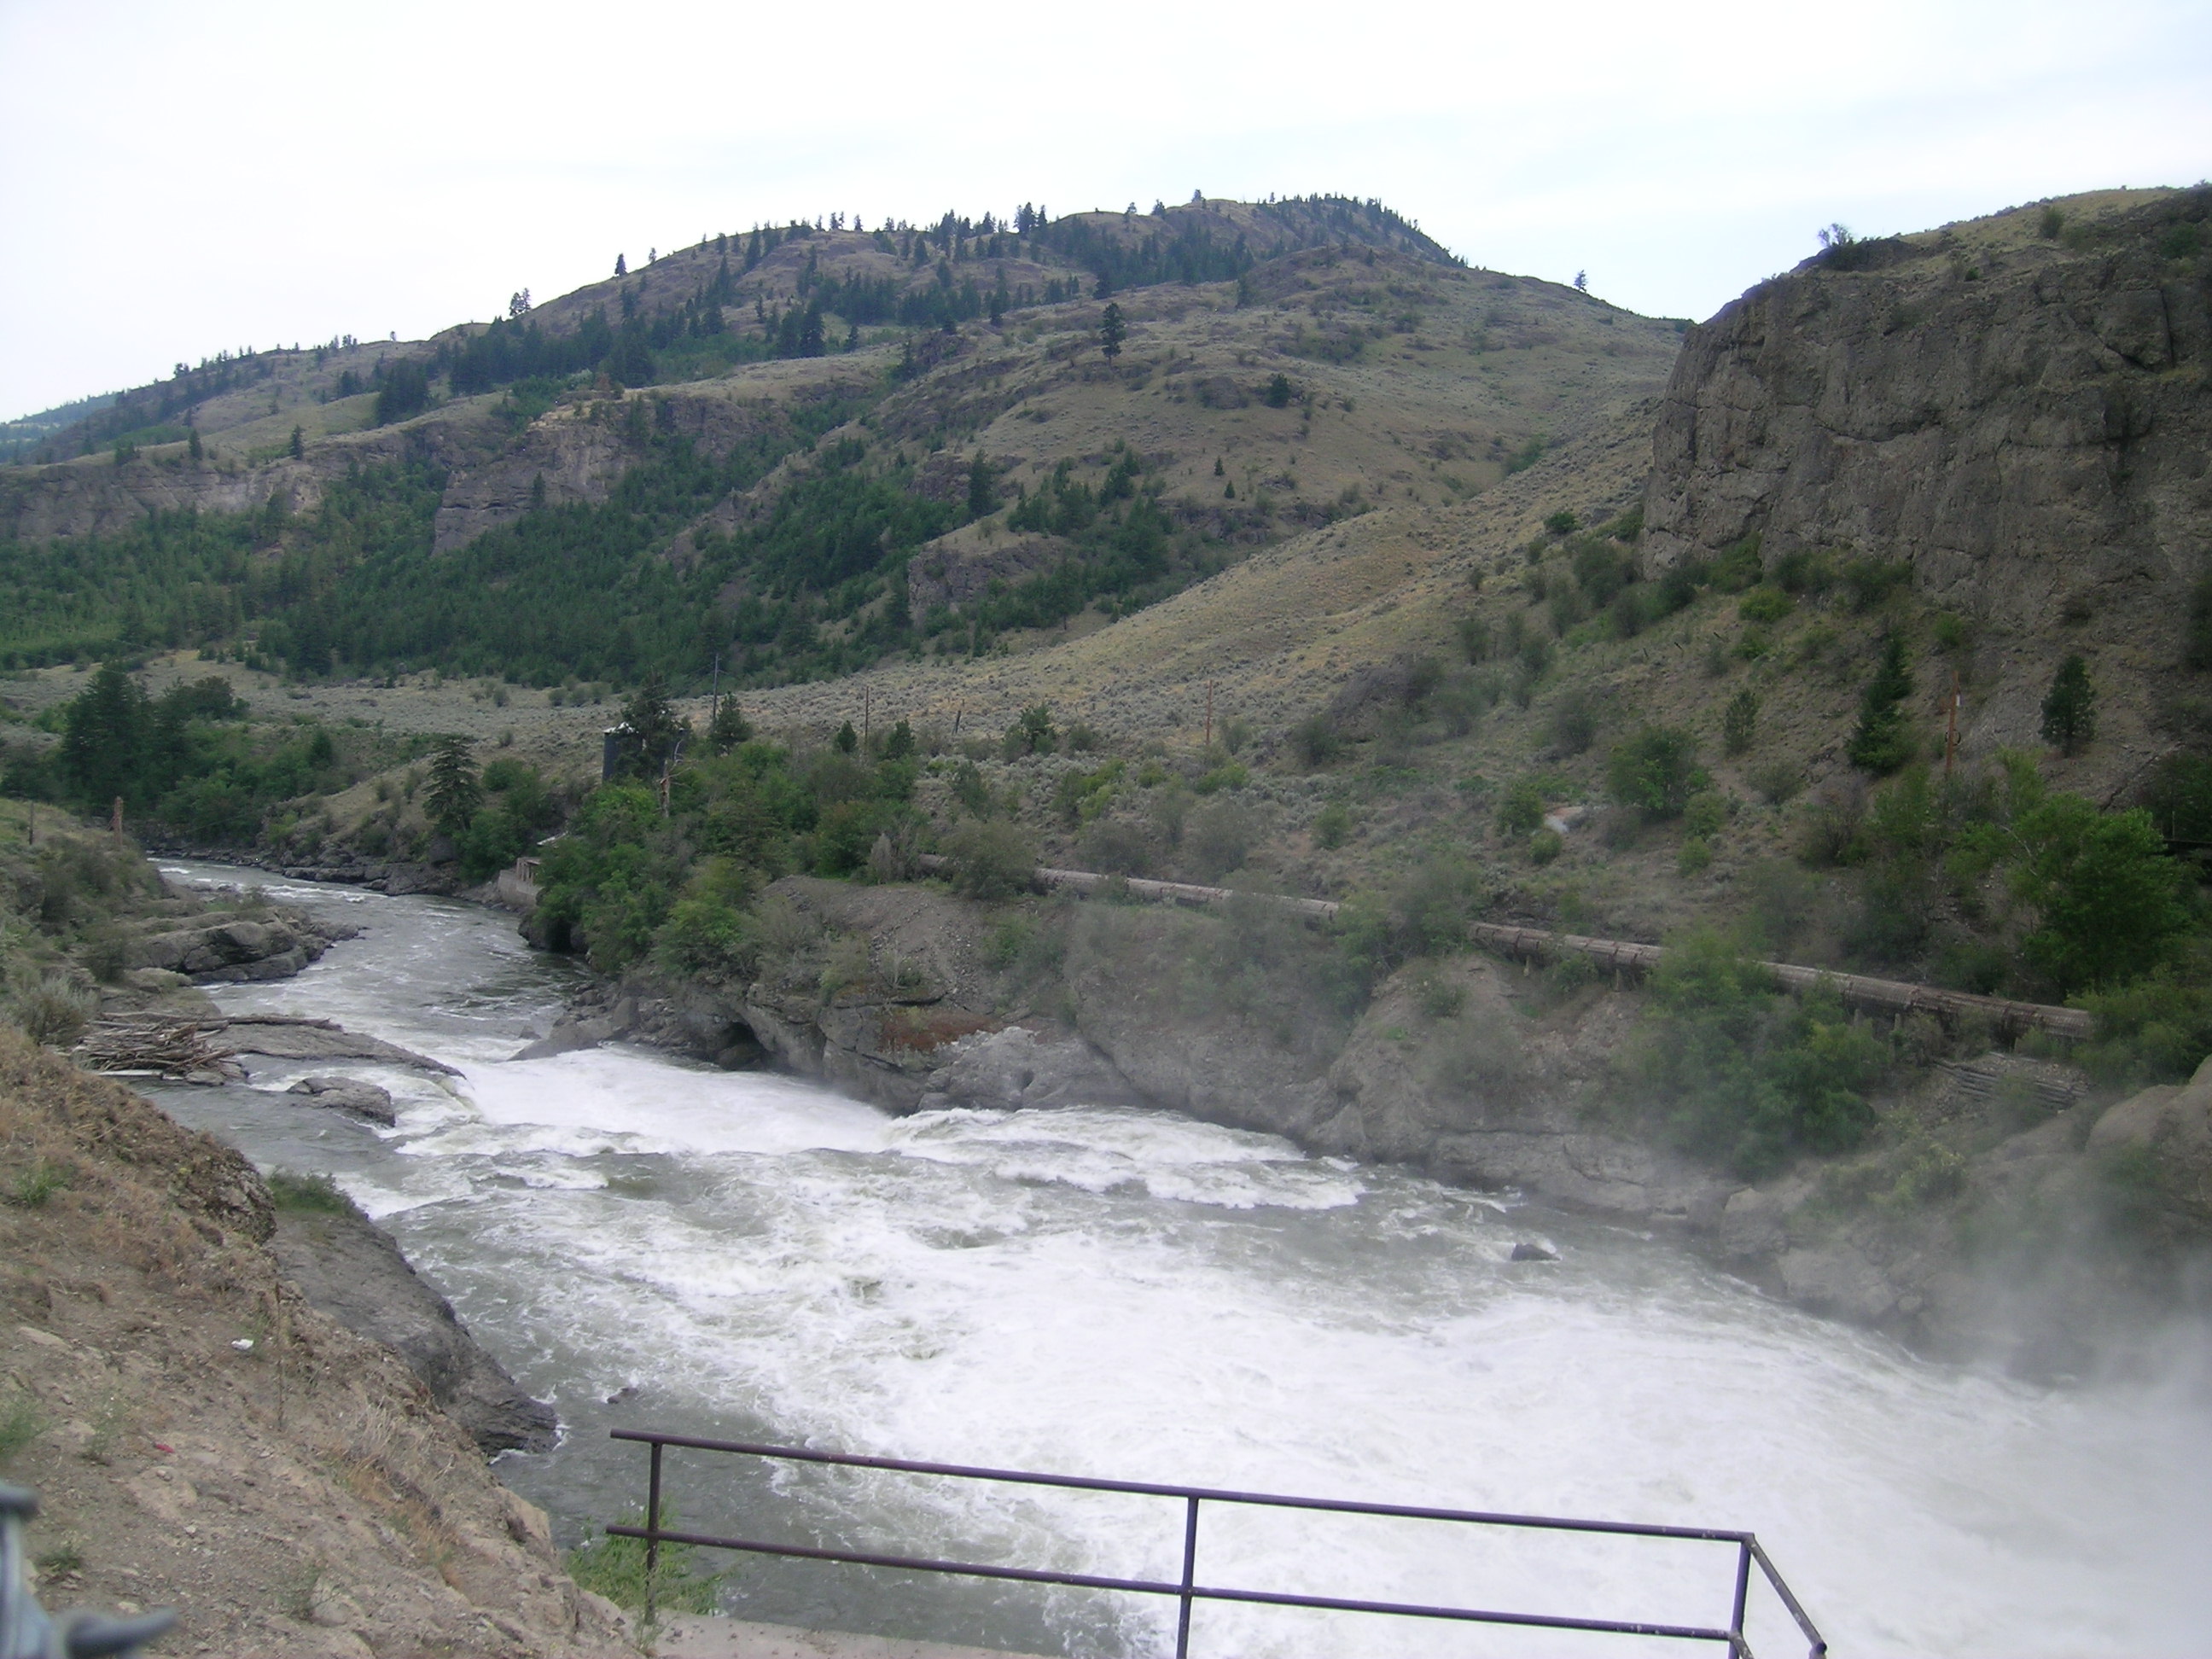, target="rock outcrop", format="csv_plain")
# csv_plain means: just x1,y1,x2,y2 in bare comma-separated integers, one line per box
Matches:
1641,186,2212,781
268,1199,559,1456
905,532,1077,626
284,1073,399,1125
2087,1054,2212,1231
121,908,358,982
